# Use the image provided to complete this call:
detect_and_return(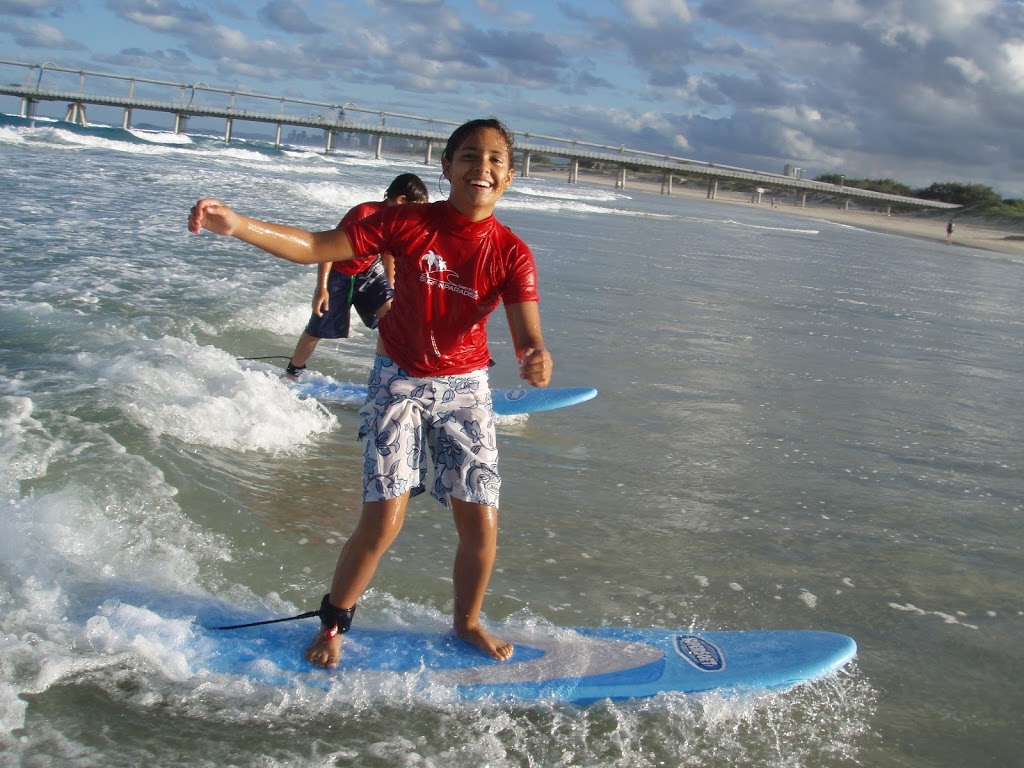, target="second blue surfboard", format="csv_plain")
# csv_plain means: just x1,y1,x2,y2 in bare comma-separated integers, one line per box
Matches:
285,372,597,416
